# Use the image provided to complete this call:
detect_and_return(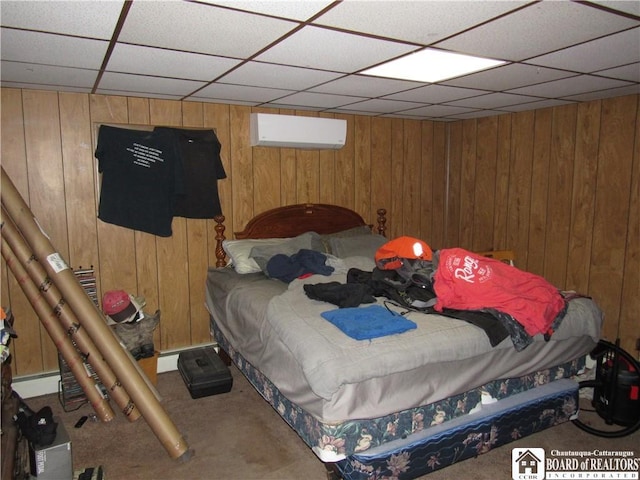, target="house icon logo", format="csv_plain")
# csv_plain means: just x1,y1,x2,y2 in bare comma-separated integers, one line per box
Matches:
512,448,545,480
